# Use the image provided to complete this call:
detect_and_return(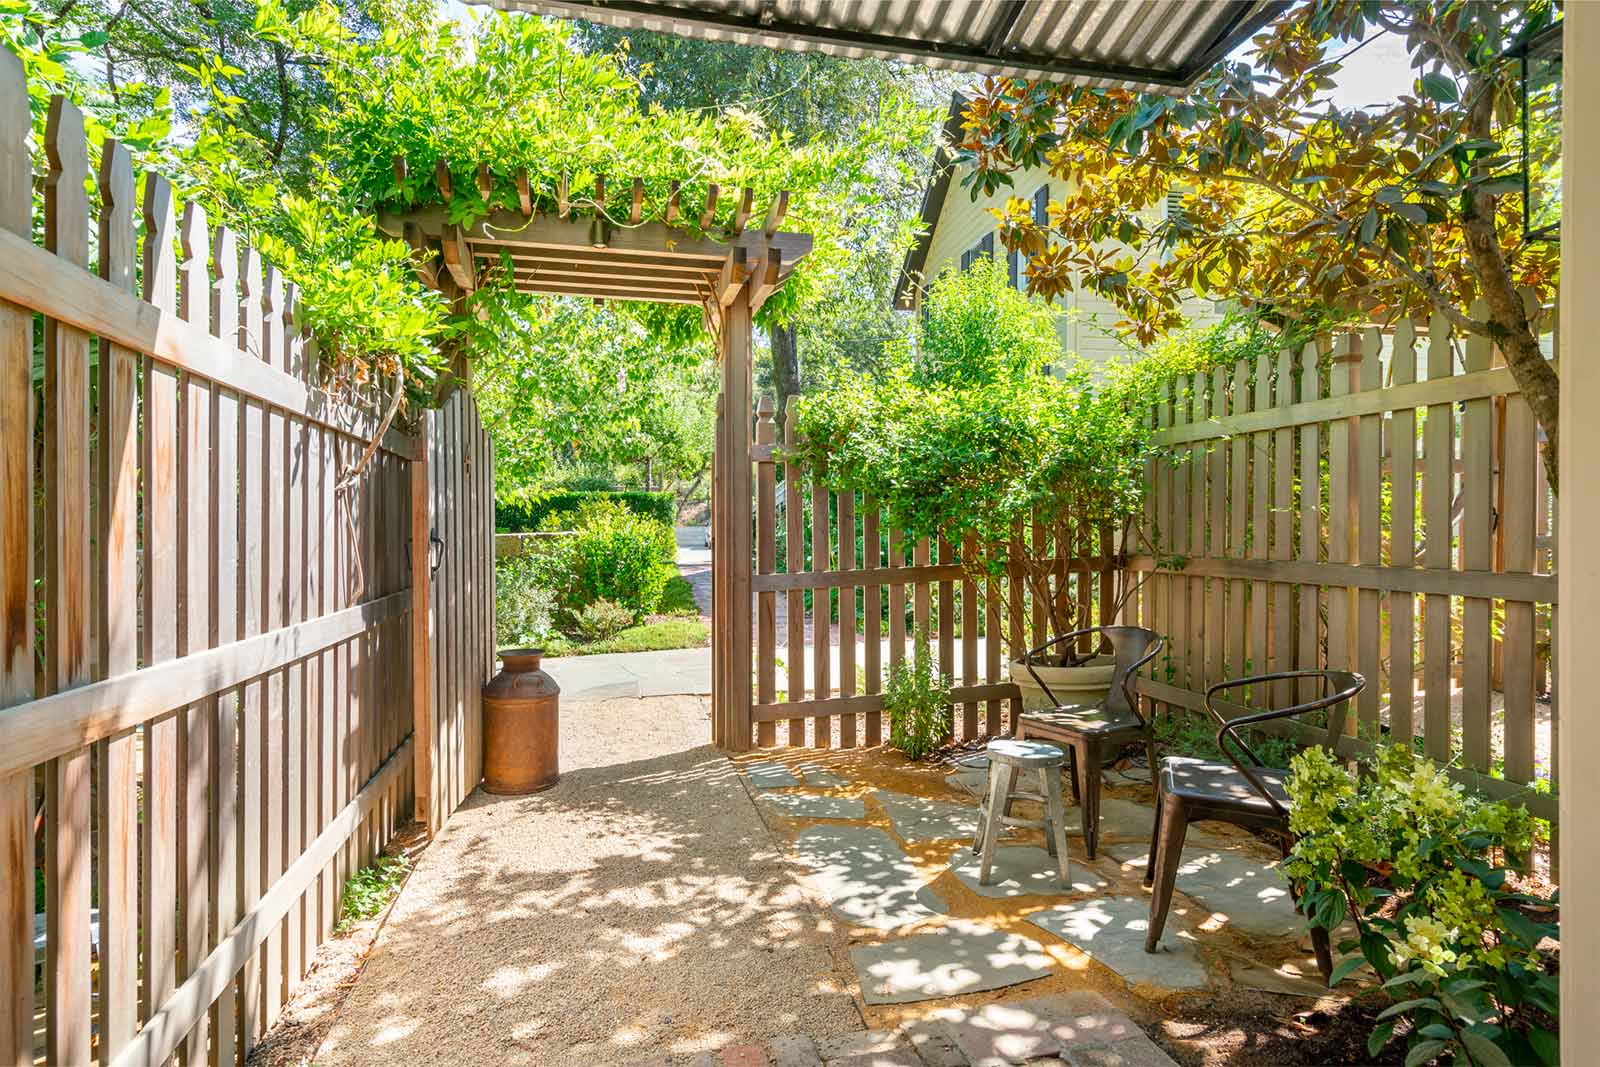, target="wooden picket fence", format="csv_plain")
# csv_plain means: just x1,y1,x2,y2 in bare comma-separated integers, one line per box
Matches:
0,53,495,1066
748,397,1126,749
742,311,1559,830
1126,308,1558,822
